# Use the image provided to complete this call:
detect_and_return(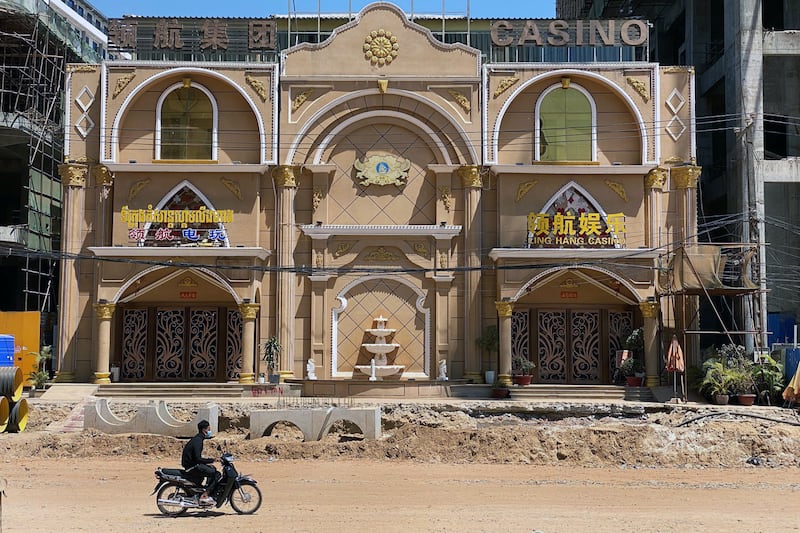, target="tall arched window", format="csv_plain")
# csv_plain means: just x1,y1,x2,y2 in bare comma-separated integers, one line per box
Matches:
157,84,216,160
535,84,595,162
